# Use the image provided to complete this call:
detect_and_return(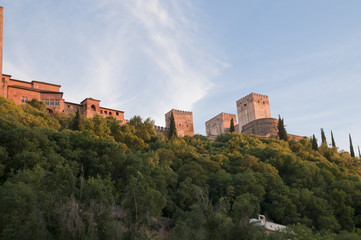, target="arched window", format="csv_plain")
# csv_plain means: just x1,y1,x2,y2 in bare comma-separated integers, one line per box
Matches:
109,112,112,115
91,104,96,111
